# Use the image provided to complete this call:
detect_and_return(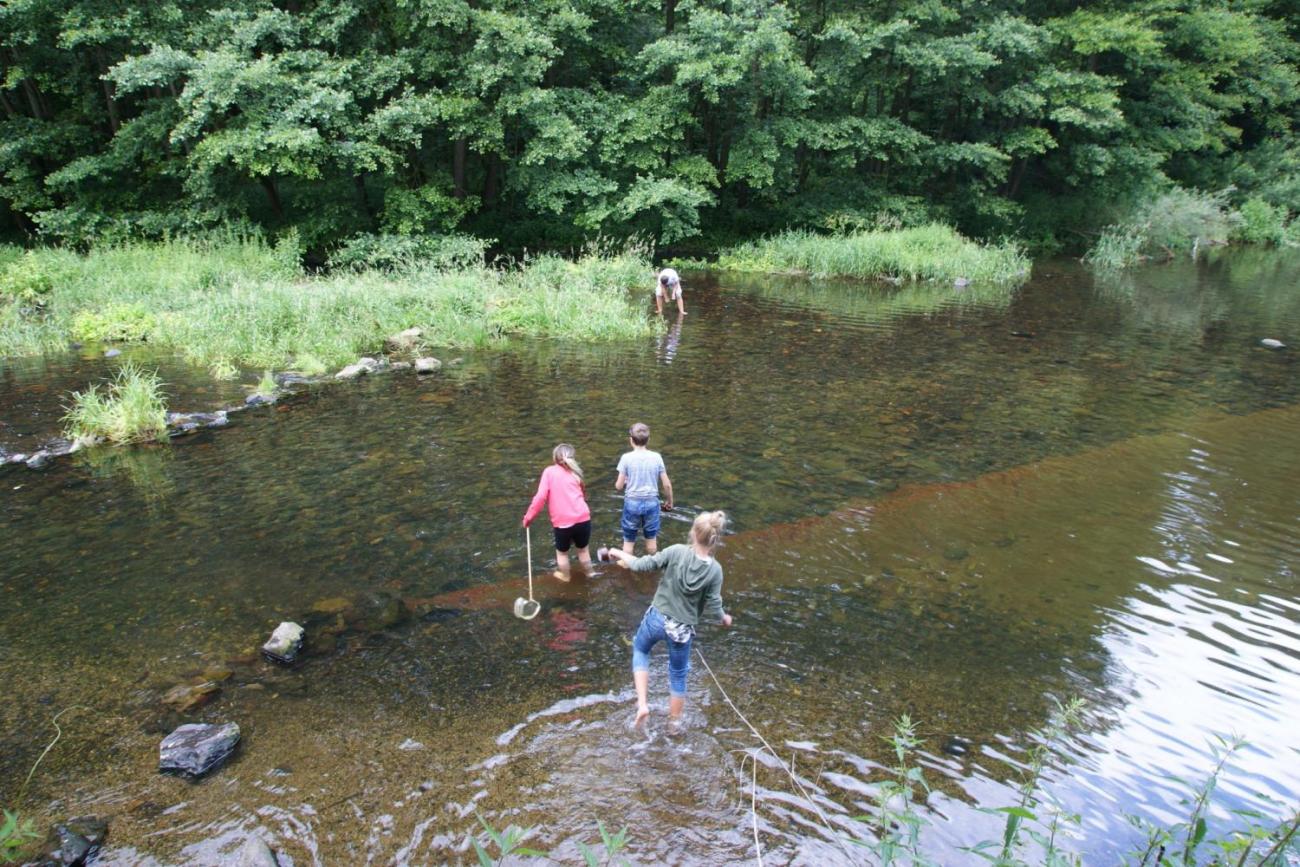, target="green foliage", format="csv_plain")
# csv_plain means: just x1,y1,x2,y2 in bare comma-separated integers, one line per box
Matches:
62,362,168,446
327,233,489,273
1085,188,1241,268
0,240,656,369
1,810,39,865
1235,198,1290,246
856,714,935,866
253,370,276,399
0,250,57,307
1,0,1295,252
69,303,158,344
471,812,546,865
716,225,1030,283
